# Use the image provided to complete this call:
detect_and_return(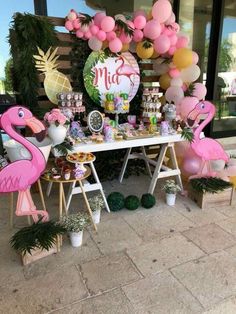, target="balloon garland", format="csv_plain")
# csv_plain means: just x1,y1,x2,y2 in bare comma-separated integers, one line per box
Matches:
65,0,207,122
